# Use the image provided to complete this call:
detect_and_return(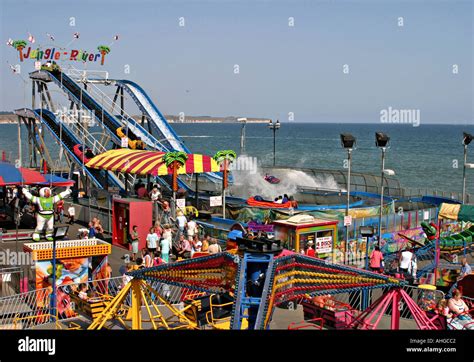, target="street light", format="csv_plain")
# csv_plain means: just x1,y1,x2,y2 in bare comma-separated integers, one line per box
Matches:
268,119,280,166
376,132,390,244
340,133,356,264
462,132,473,204
360,225,375,270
